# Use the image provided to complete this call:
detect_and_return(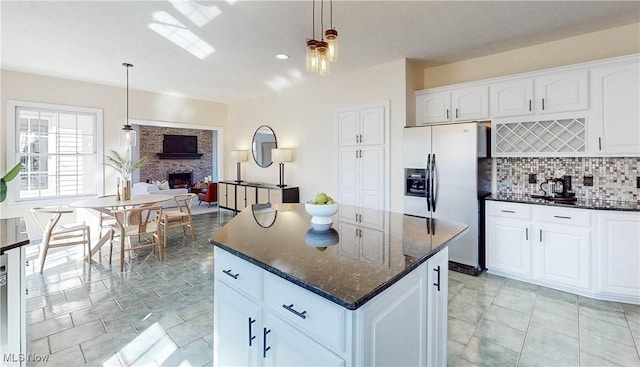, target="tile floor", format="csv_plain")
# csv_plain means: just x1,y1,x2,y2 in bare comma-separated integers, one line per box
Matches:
24,210,640,366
